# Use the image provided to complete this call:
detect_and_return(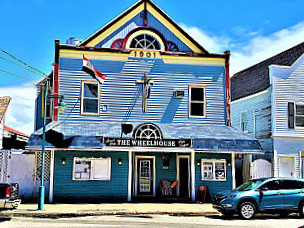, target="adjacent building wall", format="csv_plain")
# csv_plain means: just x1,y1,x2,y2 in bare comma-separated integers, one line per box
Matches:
231,90,273,152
